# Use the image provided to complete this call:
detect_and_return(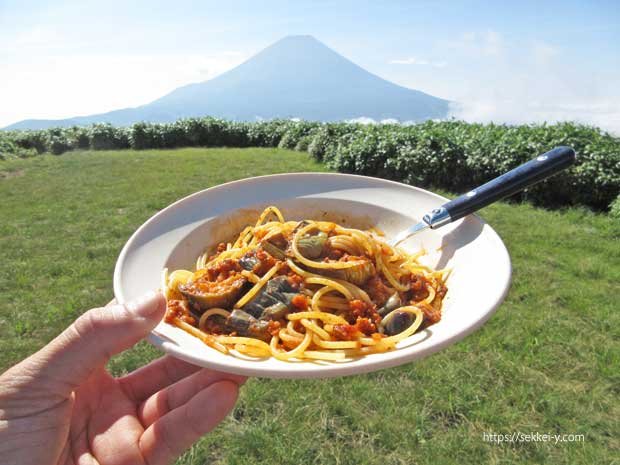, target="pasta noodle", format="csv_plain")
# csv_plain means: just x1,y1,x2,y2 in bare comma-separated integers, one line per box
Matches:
162,206,448,362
